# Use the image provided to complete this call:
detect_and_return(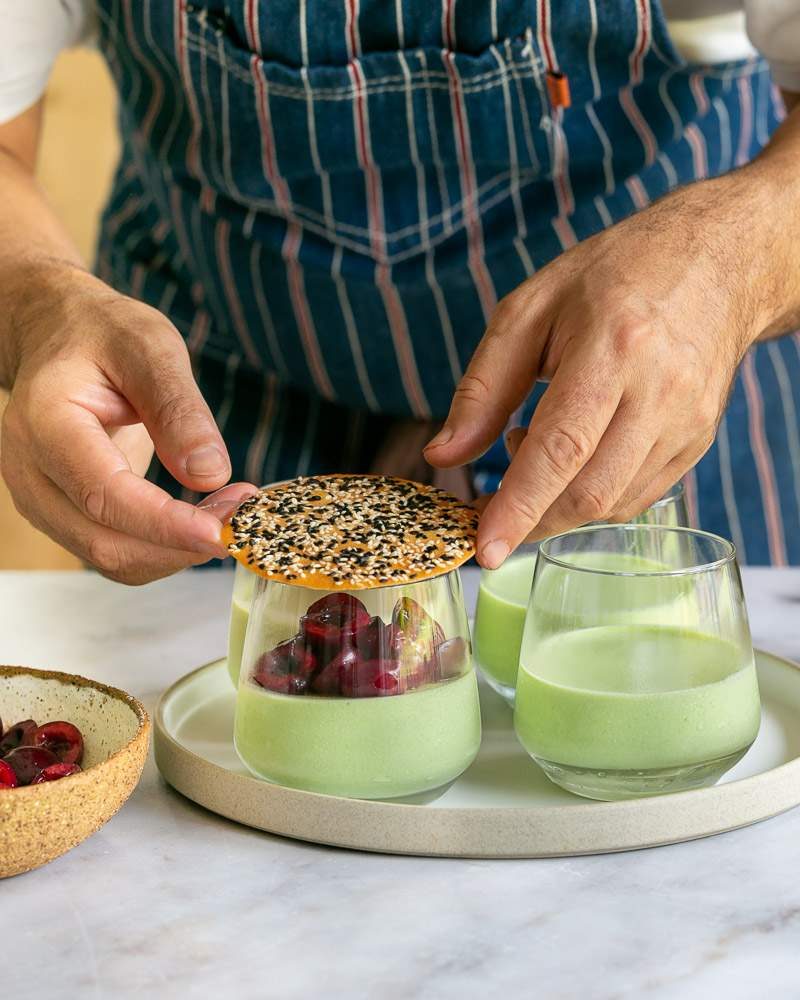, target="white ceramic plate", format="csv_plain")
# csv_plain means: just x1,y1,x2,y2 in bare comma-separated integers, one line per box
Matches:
154,652,800,858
